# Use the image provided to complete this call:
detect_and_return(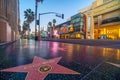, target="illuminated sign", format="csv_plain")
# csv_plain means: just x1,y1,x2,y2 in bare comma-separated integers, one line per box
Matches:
61,27,68,33
69,25,74,32
54,30,58,36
